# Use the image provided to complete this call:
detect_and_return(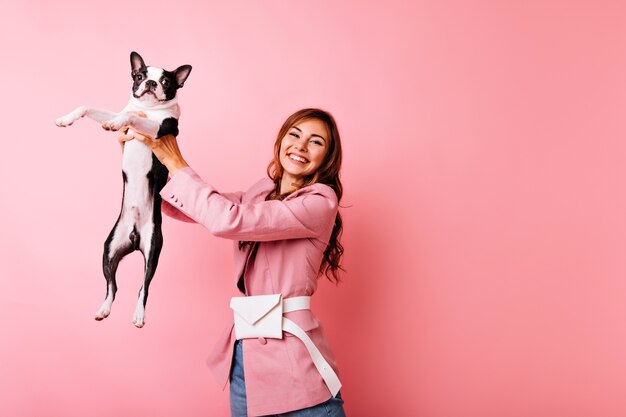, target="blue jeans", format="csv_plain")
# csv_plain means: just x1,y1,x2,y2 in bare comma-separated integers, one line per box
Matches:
230,340,346,417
